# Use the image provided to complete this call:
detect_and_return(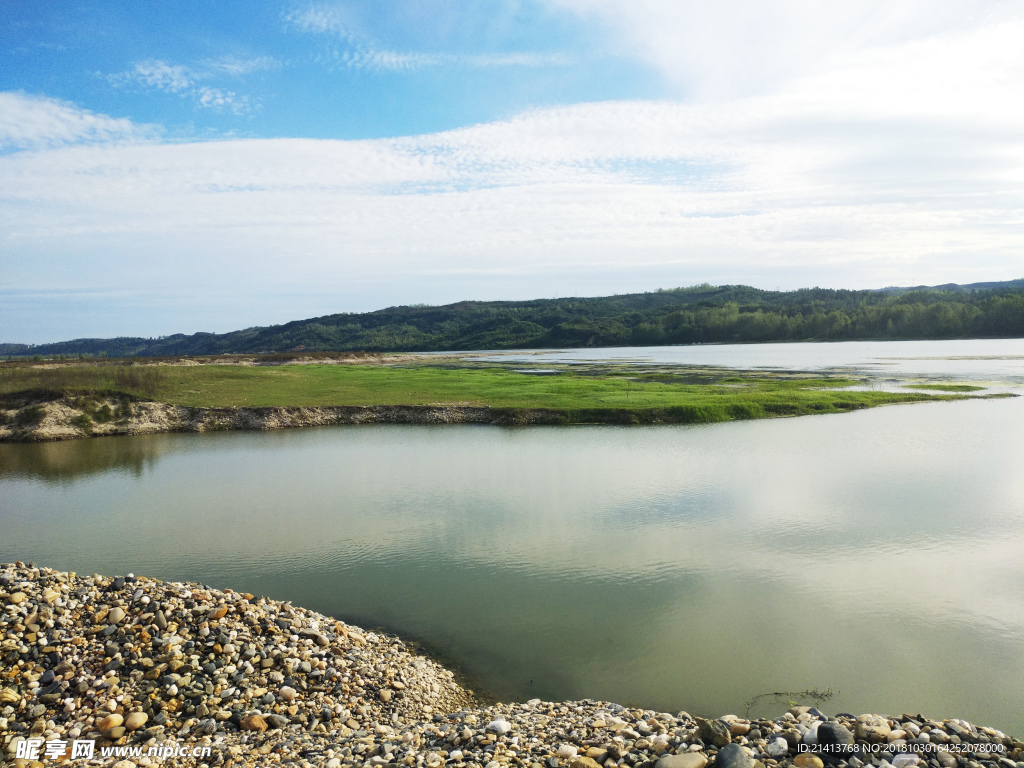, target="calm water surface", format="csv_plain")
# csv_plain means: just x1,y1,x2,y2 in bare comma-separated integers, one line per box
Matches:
2,341,1024,734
